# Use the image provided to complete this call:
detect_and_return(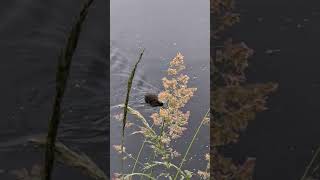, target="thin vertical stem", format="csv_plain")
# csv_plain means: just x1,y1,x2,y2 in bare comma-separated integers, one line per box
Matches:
121,49,145,178
131,123,155,174
174,109,210,180
43,1,94,180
